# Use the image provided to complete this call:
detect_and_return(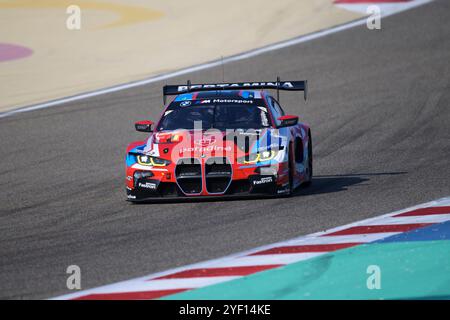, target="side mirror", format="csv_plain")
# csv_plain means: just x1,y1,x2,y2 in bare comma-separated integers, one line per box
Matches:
277,115,298,127
135,120,154,132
